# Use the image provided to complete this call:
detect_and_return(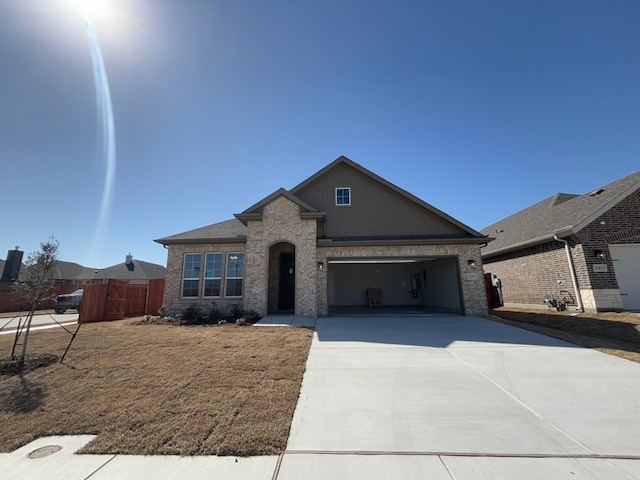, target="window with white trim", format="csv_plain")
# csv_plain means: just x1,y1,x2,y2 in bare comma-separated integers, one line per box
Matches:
336,187,351,206
225,253,244,297
182,253,201,297
203,253,223,297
